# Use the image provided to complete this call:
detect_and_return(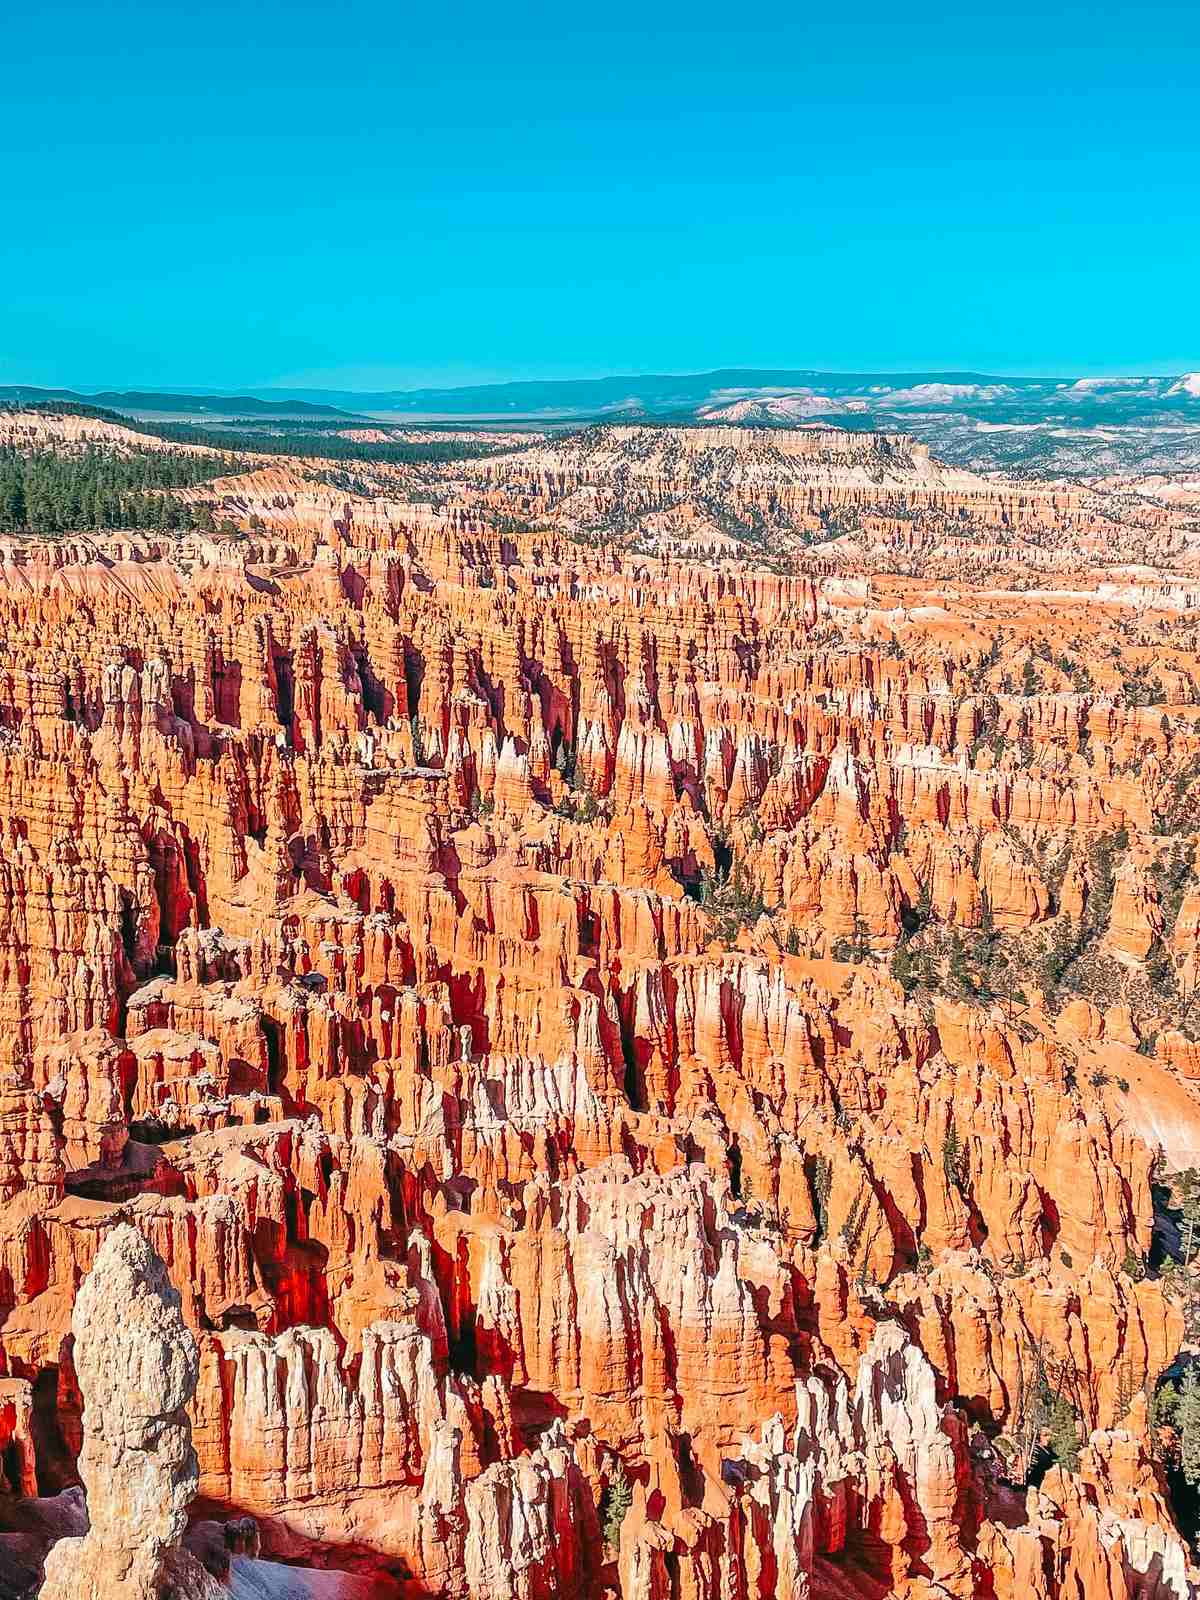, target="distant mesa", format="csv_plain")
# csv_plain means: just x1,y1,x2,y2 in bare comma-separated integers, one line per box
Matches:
0,384,360,420
5,365,1198,474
